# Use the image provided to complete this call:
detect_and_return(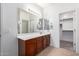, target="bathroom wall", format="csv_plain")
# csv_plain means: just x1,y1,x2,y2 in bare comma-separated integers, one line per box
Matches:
1,3,43,56
43,4,60,48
